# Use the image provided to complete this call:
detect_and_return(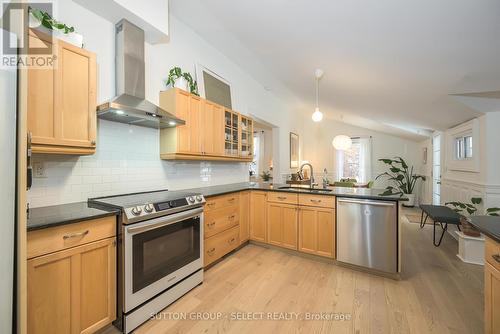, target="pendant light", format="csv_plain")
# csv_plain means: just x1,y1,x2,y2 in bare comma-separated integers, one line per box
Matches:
311,69,324,122
332,135,352,150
